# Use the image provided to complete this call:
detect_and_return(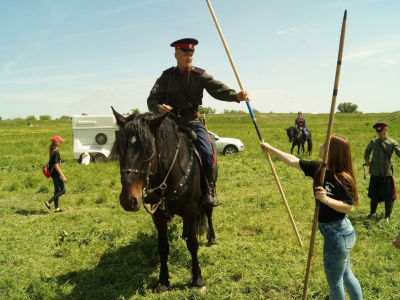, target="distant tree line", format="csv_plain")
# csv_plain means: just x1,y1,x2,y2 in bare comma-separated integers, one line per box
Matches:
127,107,262,115
0,105,277,122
